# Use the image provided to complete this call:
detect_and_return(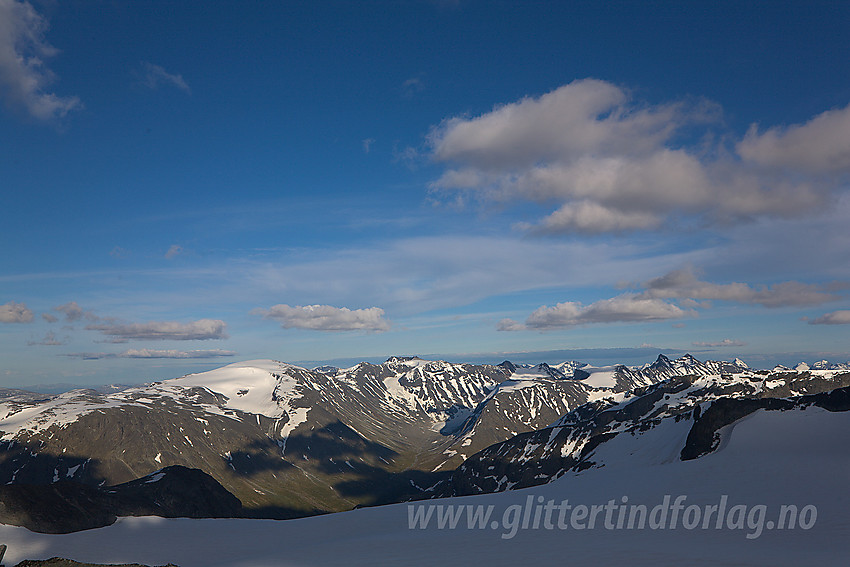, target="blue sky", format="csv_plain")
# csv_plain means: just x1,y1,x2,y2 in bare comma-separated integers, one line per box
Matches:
2,0,850,386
